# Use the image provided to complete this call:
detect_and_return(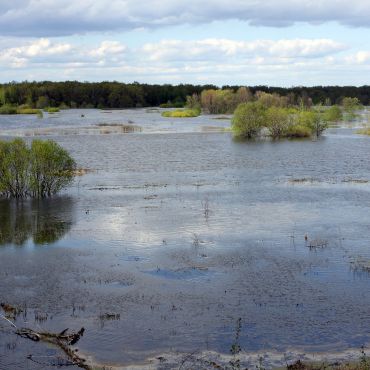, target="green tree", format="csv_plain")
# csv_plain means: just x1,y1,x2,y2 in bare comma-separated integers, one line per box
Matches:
0,139,75,198
342,97,361,120
296,111,328,137
30,140,76,197
0,139,30,198
323,105,343,122
232,102,266,138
